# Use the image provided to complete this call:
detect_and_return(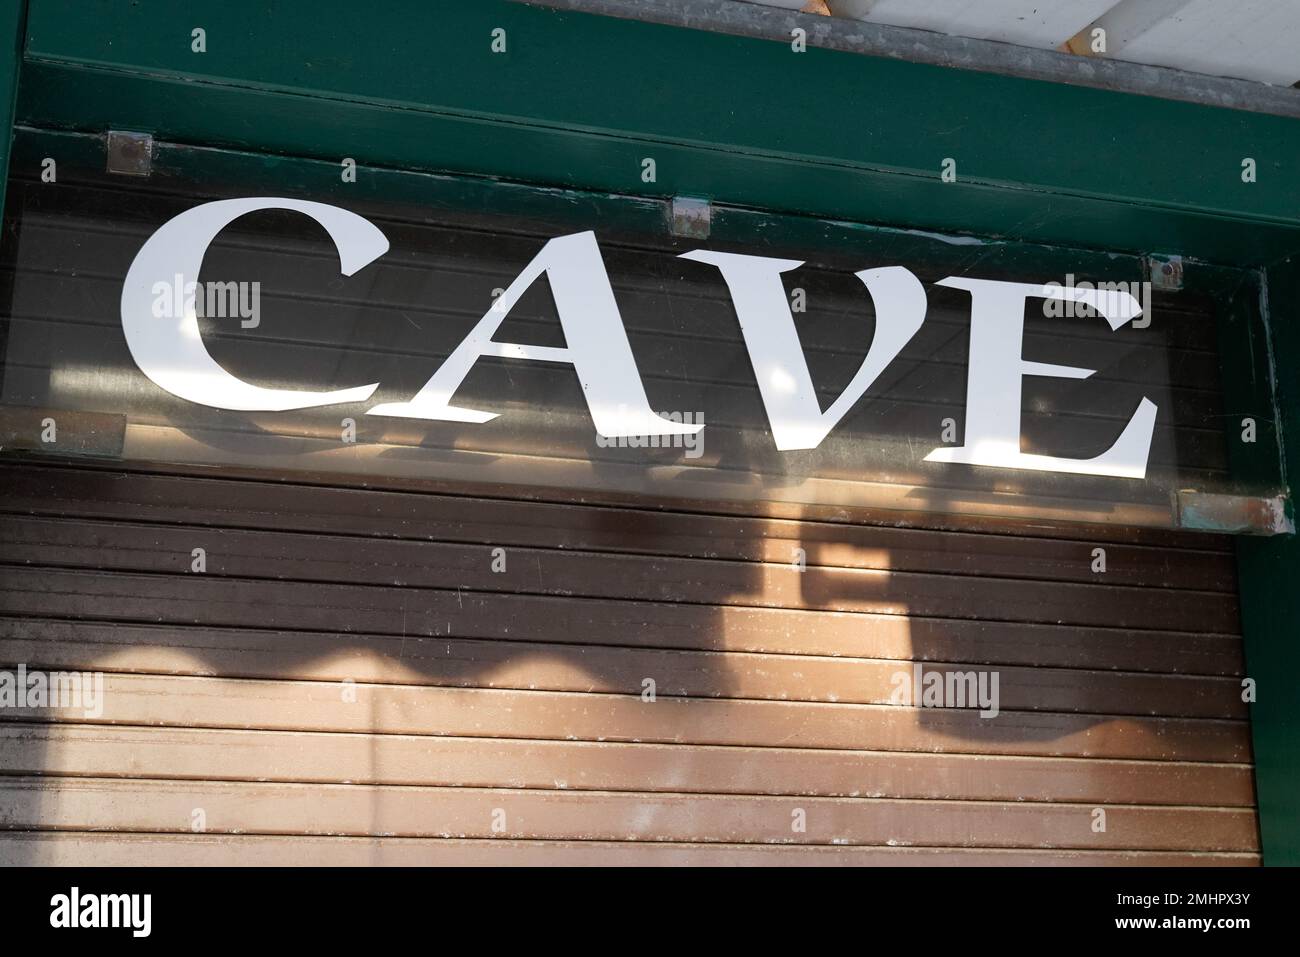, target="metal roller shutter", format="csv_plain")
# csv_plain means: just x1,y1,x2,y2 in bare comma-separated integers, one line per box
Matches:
0,458,1257,864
